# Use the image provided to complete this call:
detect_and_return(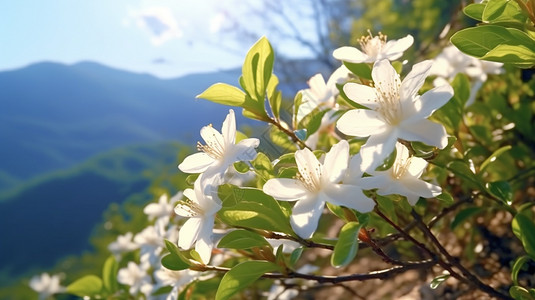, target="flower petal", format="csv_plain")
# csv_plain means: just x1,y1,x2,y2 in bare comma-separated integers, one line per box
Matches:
398,119,448,149
263,178,308,201
372,60,401,97
344,154,365,185
400,60,433,101
234,138,260,161
221,109,236,146
407,156,428,178
399,177,442,199
200,124,225,151
359,131,397,172
295,148,322,188
357,172,392,190
323,184,375,213
178,217,202,250
336,109,388,137
178,152,216,173
323,140,349,183
291,196,325,238
409,84,453,119
333,46,369,63
381,35,414,60
342,83,379,109
195,215,215,264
